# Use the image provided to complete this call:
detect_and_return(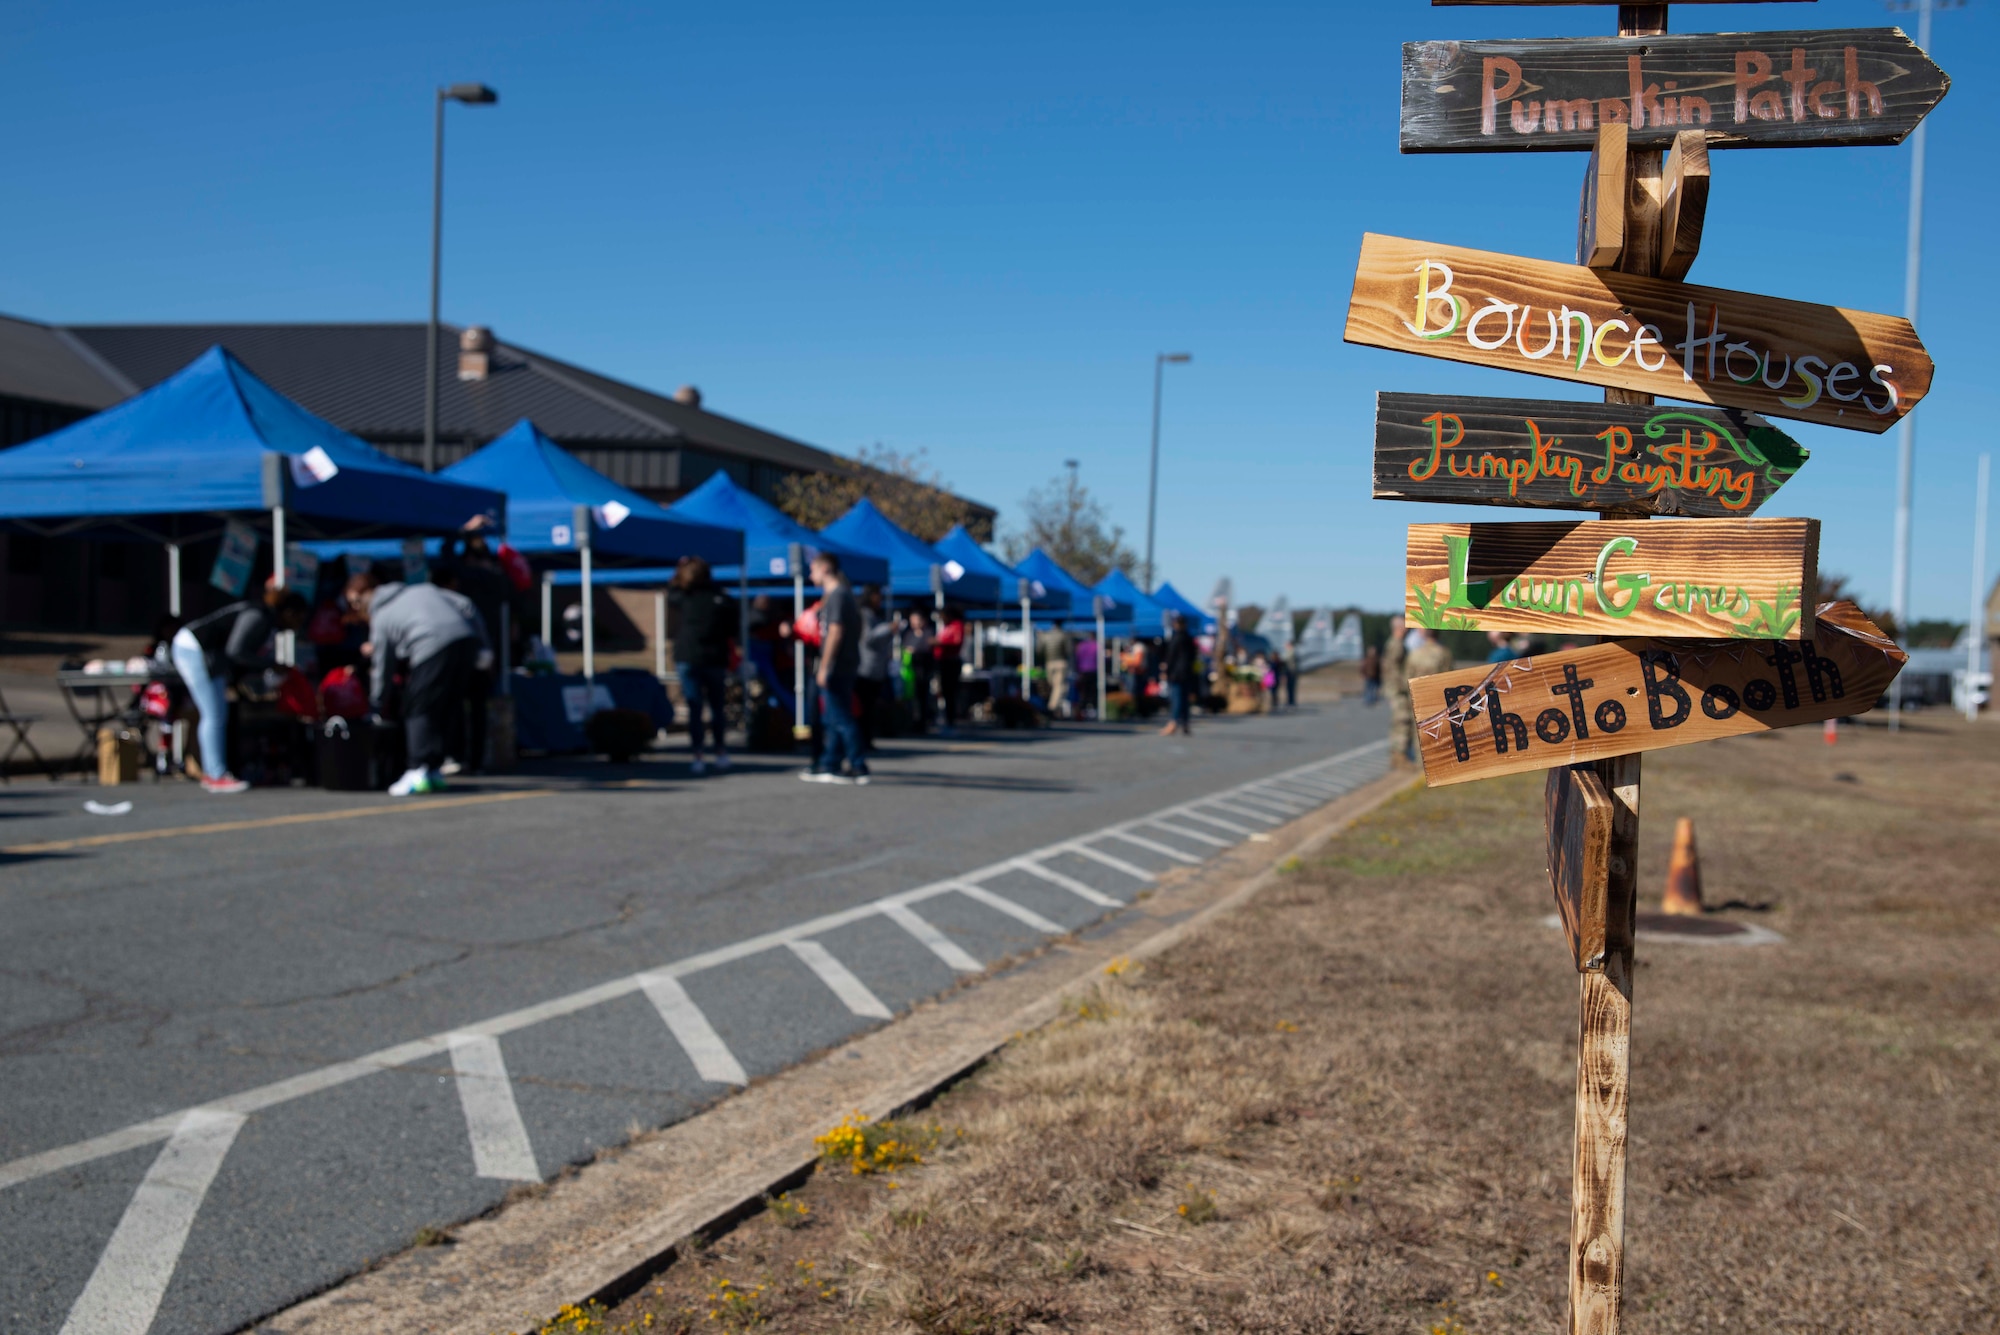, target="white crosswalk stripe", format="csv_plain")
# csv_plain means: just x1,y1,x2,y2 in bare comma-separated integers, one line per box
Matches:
1143,818,1231,847
952,882,1067,935
1170,807,1257,837
881,902,983,973
447,1034,541,1182
1105,830,1203,864
1201,798,1281,825
1003,857,1124,907
1060,841,1157,881
59,1108,245,1335
786,940,893,1020
638,974,749,1085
